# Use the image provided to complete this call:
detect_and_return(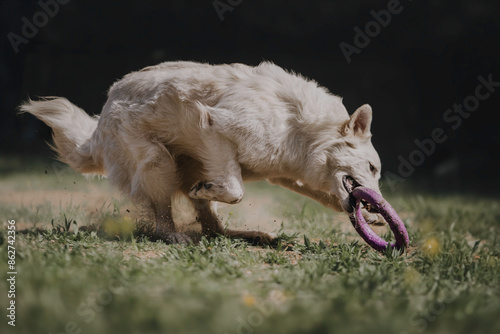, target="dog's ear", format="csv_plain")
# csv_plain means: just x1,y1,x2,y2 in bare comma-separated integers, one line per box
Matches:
343,104,372,137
